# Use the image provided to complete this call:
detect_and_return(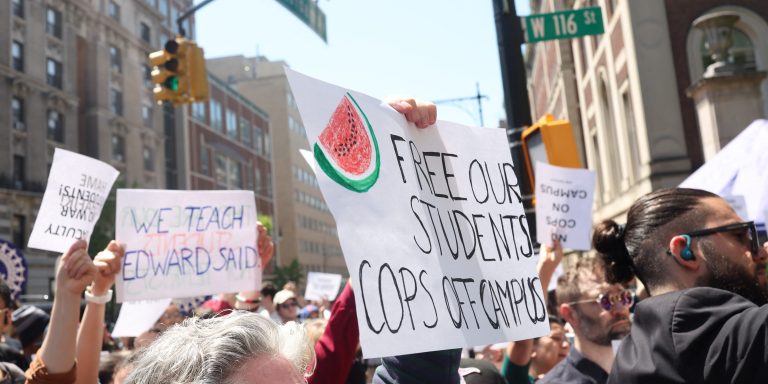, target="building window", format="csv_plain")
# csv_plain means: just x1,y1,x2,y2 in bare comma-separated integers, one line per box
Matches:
11,41,23,72
47,110,64,142
143,105,153,127
622,90,642,182
140,22,151,43
11,215,26,249
12,155,25,190
110,46,122,73
254,126,264,155
146,0,157,7
112,134,125,162
111,89,123,116
192,102,206,121
12,97,25,131
240,120,252,147
143,64,152,87
226,109,238,140
210,100,222,131
254,166,262,193
158,33,169,49
108,0,121,21
599,80,622,193
12,0,24,18
171,6,180,31
263,134,271,157
46,58,62,89
200,140,209,175
46,7,63,39
700,28,756,70
215,154,242,189
143,147,155,171
159,0,169,18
